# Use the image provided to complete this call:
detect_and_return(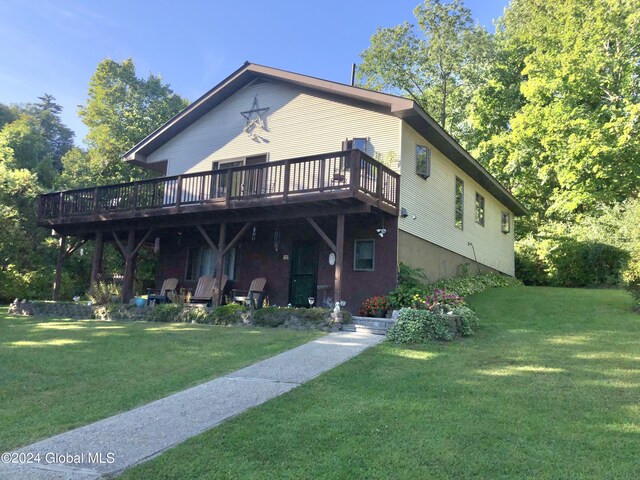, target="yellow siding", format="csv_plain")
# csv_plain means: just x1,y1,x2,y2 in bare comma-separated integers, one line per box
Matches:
147,80,401,176
398,123,515,275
